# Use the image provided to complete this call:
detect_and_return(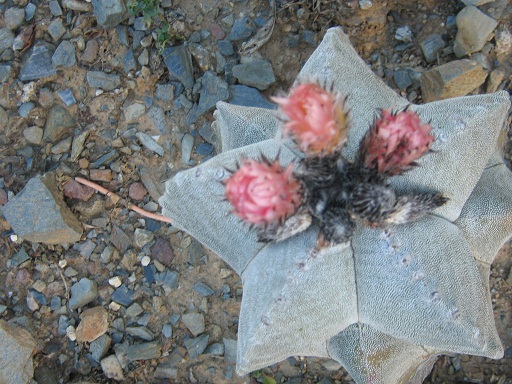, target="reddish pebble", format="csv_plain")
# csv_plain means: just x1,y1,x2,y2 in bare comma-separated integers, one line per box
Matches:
78,158,89,169
0,188,7,205
128,182,147,201
90,169,112,182
75,306,109,342
81,39,99,63
210,23,226,40
15,268,32,285
151,237,174,267
63,179,95,201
